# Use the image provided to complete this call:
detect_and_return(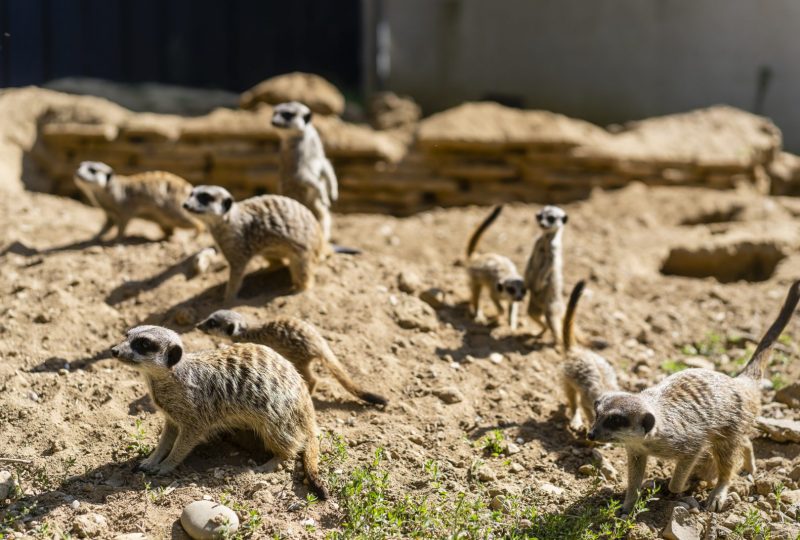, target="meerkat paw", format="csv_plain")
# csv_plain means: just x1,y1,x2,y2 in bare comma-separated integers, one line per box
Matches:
133,457,161,474
568,411,584,432
705,488,729,512
151,463,178,476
